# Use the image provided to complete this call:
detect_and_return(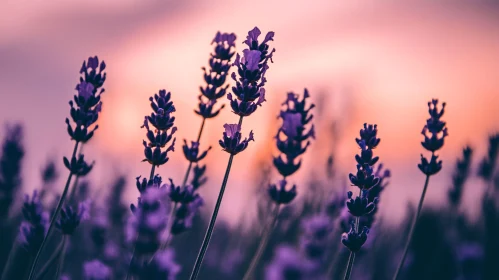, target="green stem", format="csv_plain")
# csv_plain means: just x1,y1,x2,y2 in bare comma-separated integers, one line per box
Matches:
188,116,243,280
34,240,65,280
54,236,67,280
392,175,431,280
27,142,79,280
242,204,280,280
